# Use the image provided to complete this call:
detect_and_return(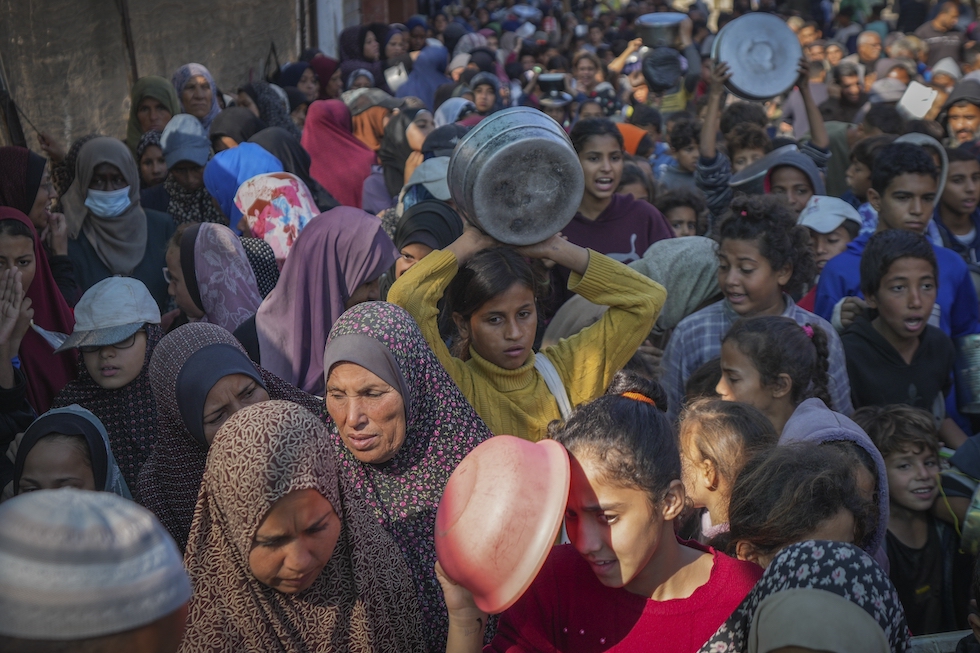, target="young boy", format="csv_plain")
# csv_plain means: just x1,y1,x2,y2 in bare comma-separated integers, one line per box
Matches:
841,231,963,448
655,187,707,237
696,58,830,230
815,142,980,343
796,195,862,311
843,134,896,213
934,146,980,265
657,119,700,191
854,404,970,635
